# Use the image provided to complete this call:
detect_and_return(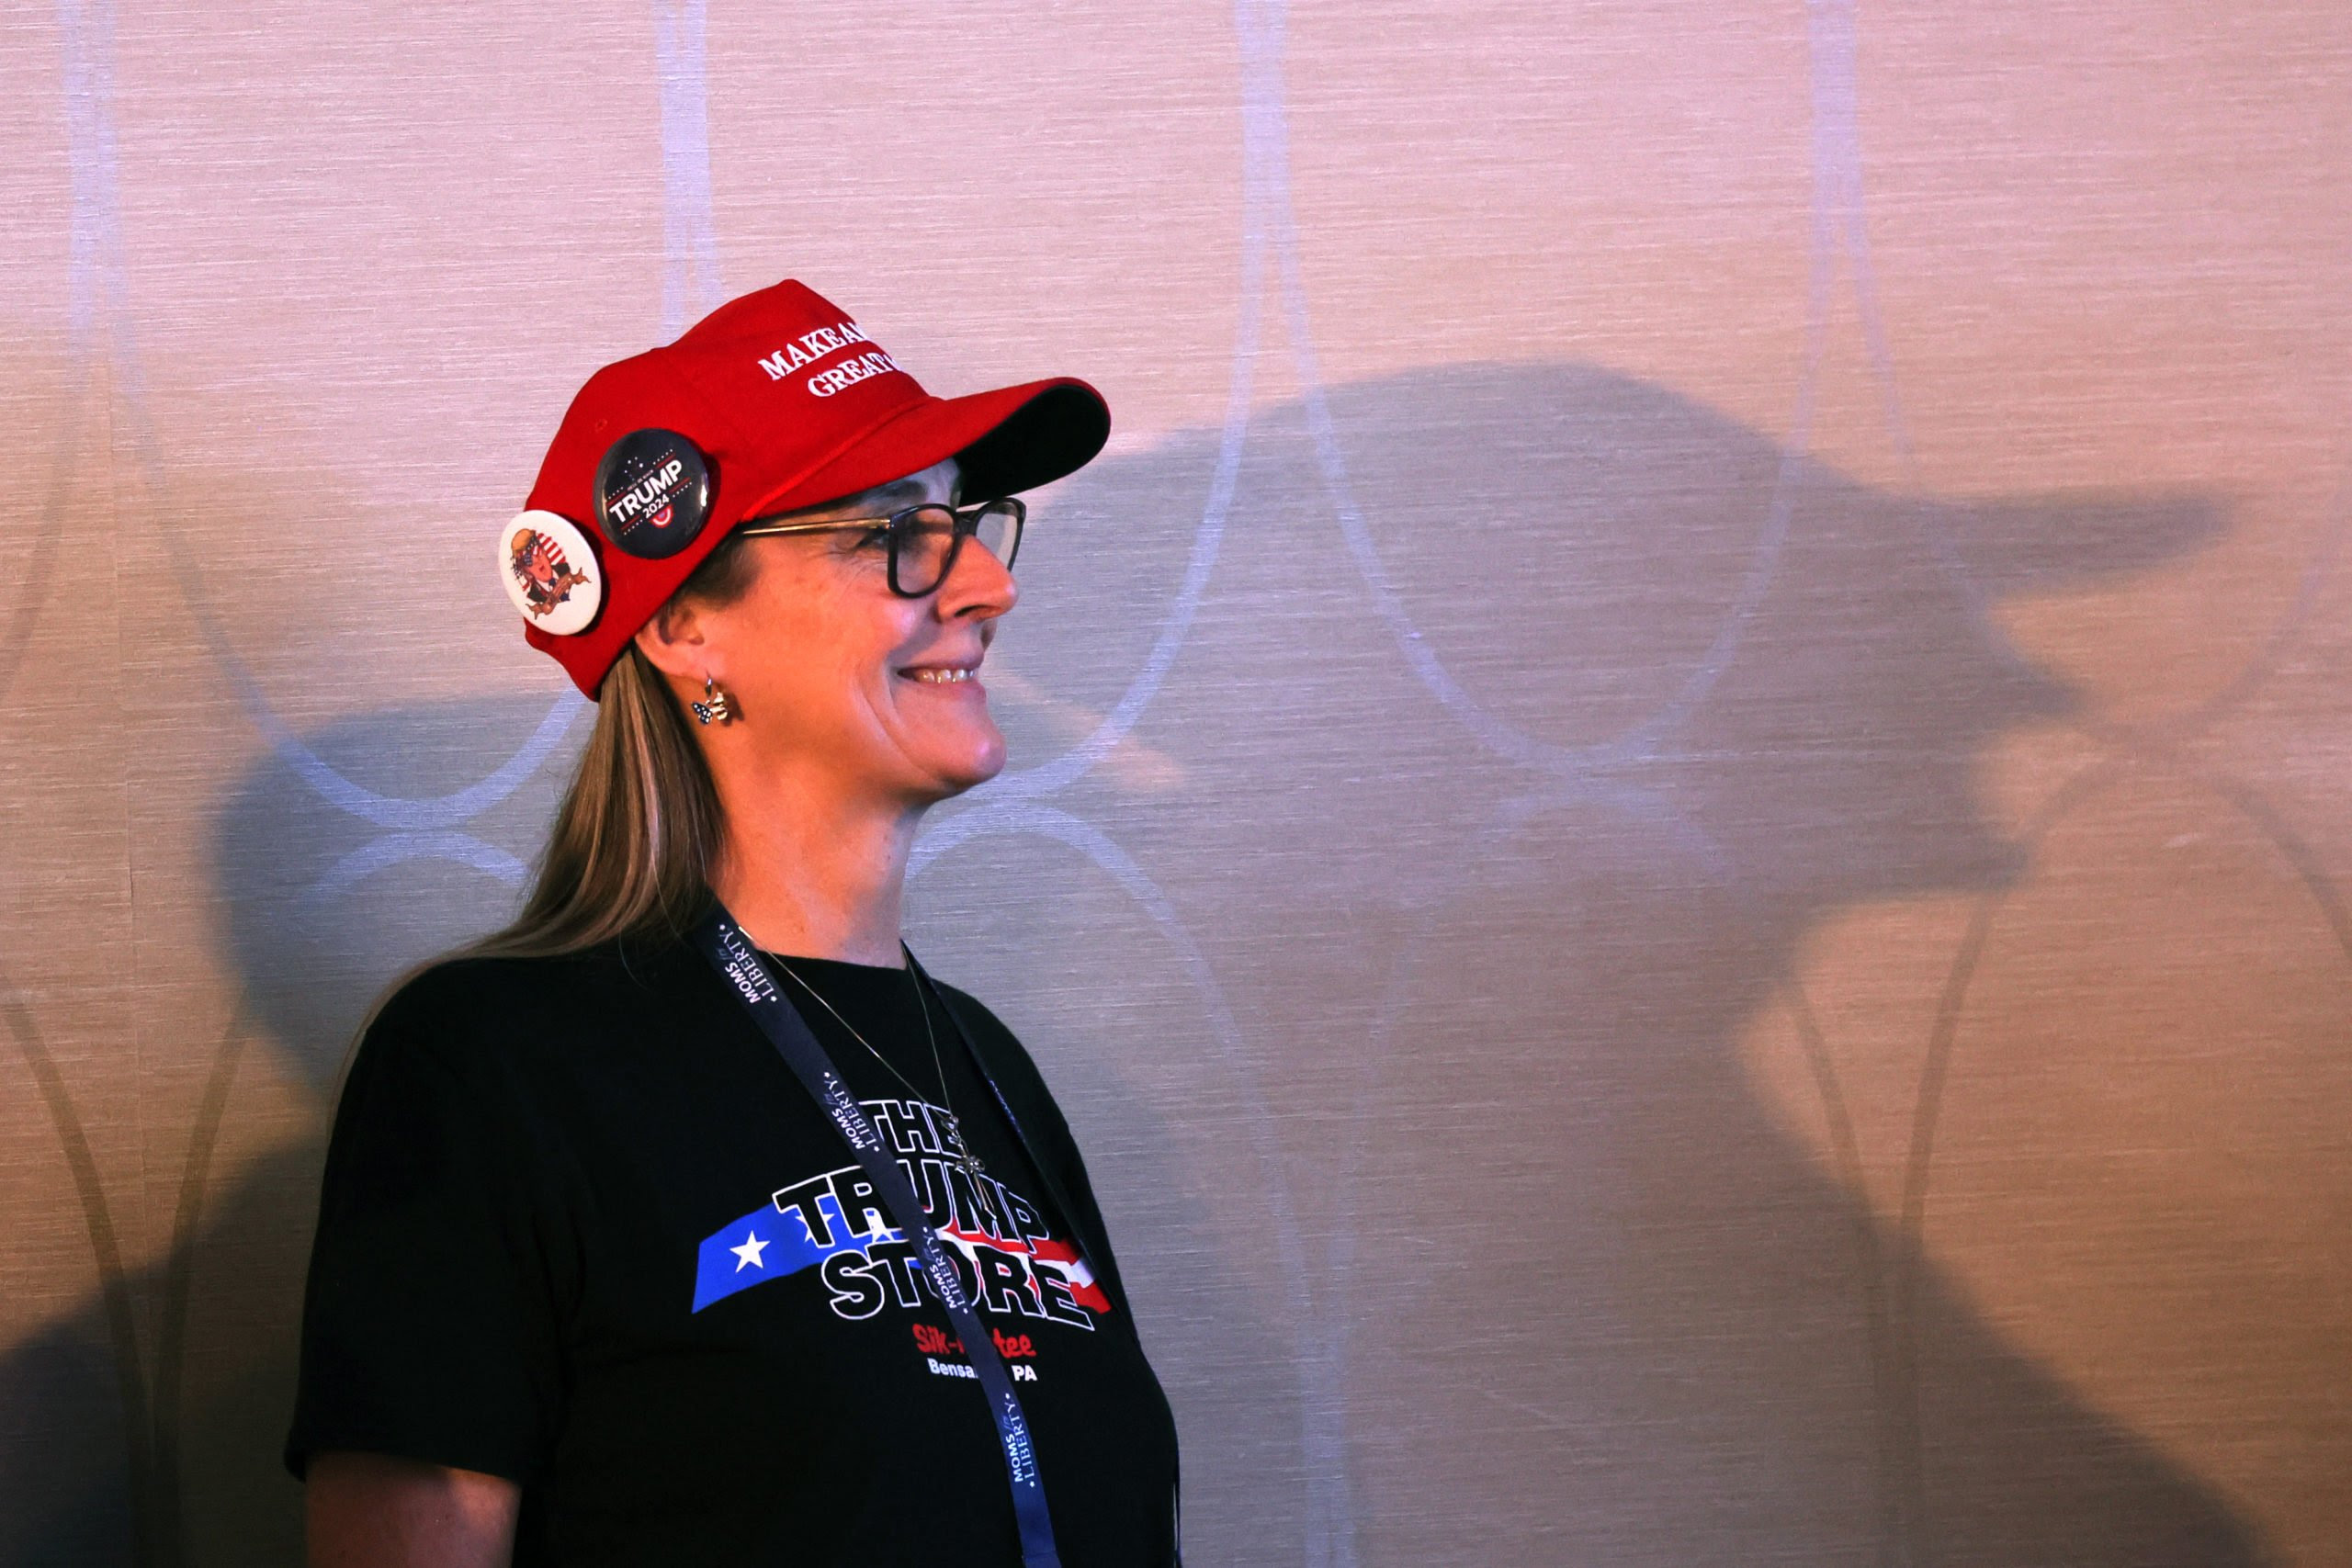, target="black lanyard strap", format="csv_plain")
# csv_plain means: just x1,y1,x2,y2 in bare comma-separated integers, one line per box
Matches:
911,957,1182,1564
693,908,1062,1568
905,953,1120,1315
